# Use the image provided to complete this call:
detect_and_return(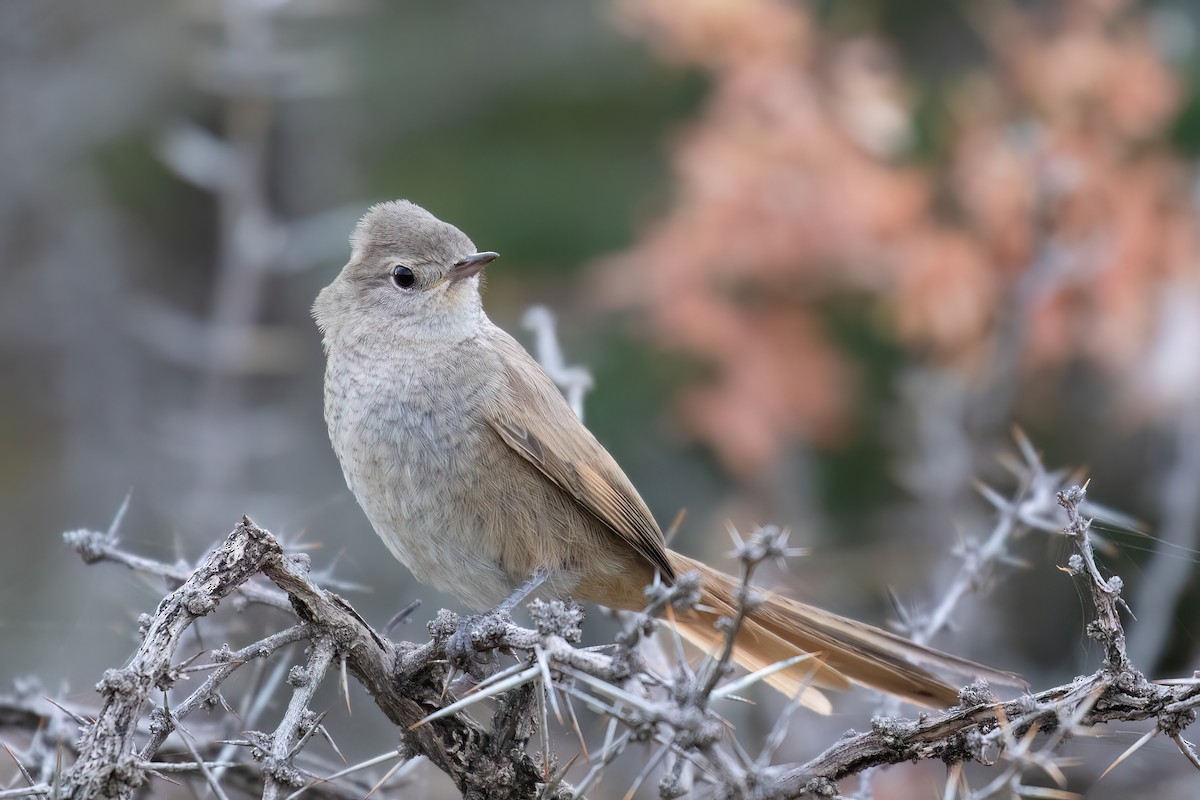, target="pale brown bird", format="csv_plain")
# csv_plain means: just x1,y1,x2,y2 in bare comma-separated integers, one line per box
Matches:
314,200,1021,712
